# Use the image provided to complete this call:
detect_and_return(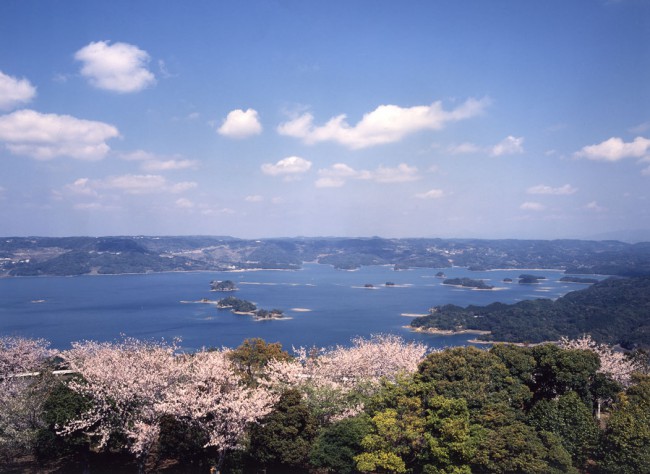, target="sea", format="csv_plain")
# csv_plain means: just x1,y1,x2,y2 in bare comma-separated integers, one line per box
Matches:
0,264,604,352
